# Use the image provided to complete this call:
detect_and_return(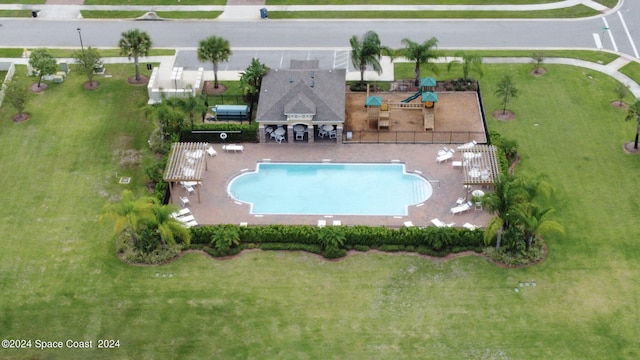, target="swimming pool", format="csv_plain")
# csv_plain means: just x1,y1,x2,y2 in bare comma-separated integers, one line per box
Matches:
227,163,432,216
